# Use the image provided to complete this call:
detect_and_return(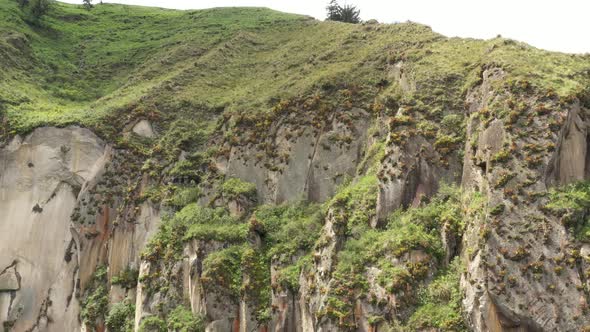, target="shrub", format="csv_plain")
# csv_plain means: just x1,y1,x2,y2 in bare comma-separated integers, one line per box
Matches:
202,245,244,299
182,205,248,242
167,306,205,332
81,266,109,325
489,203,505,216
255,202,324,260
222,178,257,201
105,301,135,332
20,0,53,20
167,187,201,208
111,267,139,289
491,150,510,163
329,175,378,226
82,0,92,10
139,316,166,332
275,263,304,291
